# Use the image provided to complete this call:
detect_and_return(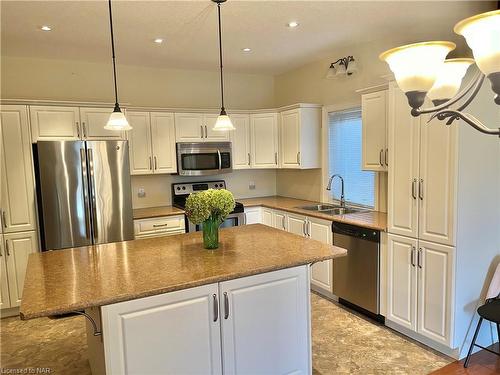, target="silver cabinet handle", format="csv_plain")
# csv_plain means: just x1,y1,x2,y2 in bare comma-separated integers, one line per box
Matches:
248,153,251,166
5,240,10,256
80,148,92,240
223,292,229,319
411,179,417,200
213,294,219,322
217,150,222,170
307,221,311,237
411,246,416,267
297,152,300,165
154,156,158,170
152,223,168,228
379,149,384,166
275,152,278,165
205,125,208,139
149,156,152,170
282,216,286,230
82,122,87,138
302,220,307,237
2,210,6,228
200,125,204,138
76,121,80,138
0,241,3,257
417,248,423,268
419,179,424,200
385,148,388,167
